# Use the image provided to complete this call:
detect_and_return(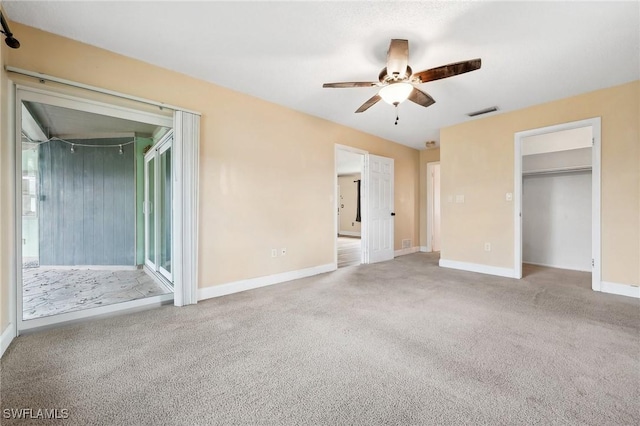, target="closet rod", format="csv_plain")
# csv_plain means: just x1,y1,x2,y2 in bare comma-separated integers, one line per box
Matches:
5,66,201,116
523,166,592,177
